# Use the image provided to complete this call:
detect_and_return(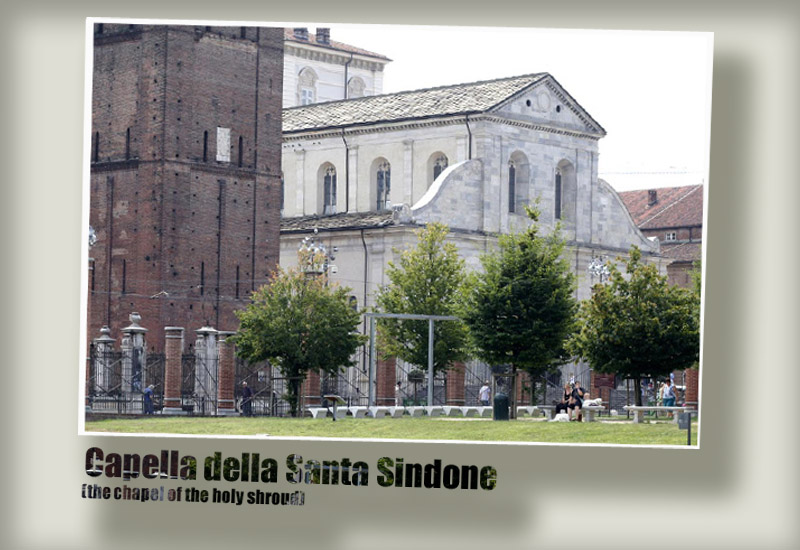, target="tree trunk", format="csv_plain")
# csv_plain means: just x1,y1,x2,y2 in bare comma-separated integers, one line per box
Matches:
634,377,643,407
